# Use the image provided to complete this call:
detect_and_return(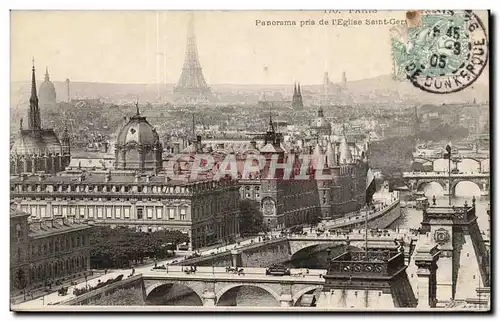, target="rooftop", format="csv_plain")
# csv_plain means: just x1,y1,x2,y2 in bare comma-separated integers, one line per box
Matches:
10,205,30,218
10,170,233,186
28,217,91,239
